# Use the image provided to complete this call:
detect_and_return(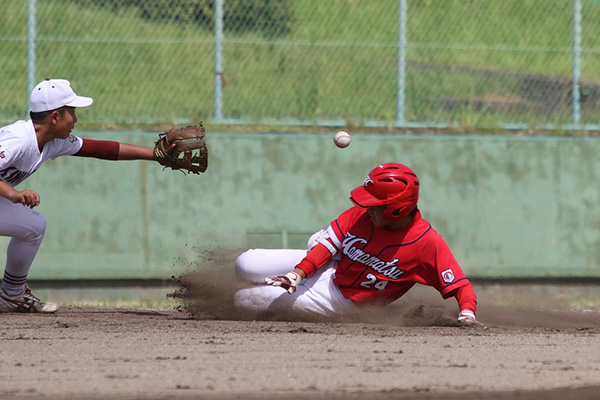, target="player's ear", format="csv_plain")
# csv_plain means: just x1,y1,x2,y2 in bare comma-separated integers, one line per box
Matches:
48,109,63,124
47,110,58,122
